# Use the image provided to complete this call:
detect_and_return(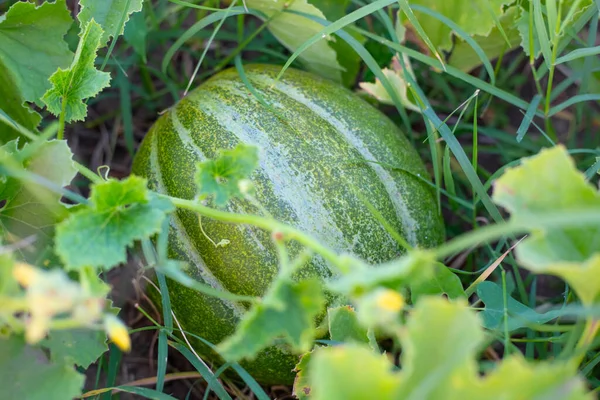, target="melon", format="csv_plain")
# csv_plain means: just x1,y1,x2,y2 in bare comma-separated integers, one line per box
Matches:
132,64,444,385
